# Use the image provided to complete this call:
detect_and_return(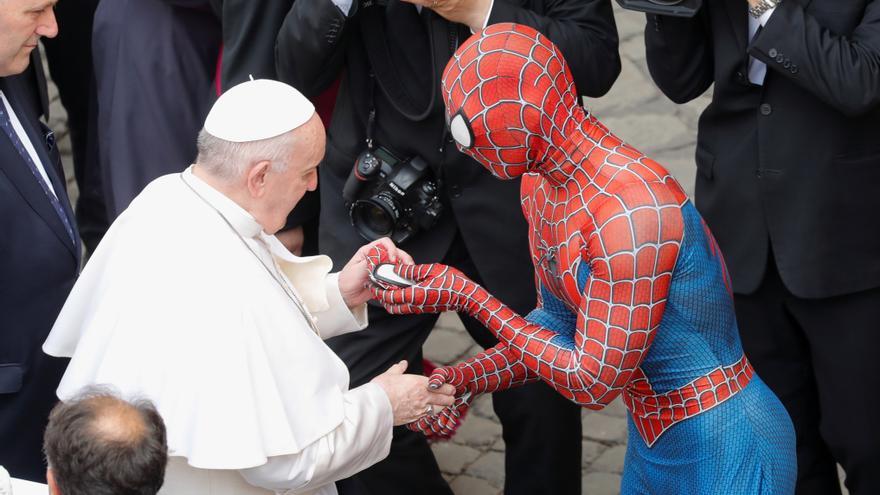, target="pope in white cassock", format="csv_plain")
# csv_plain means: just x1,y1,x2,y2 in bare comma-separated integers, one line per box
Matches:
42,80,455,495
